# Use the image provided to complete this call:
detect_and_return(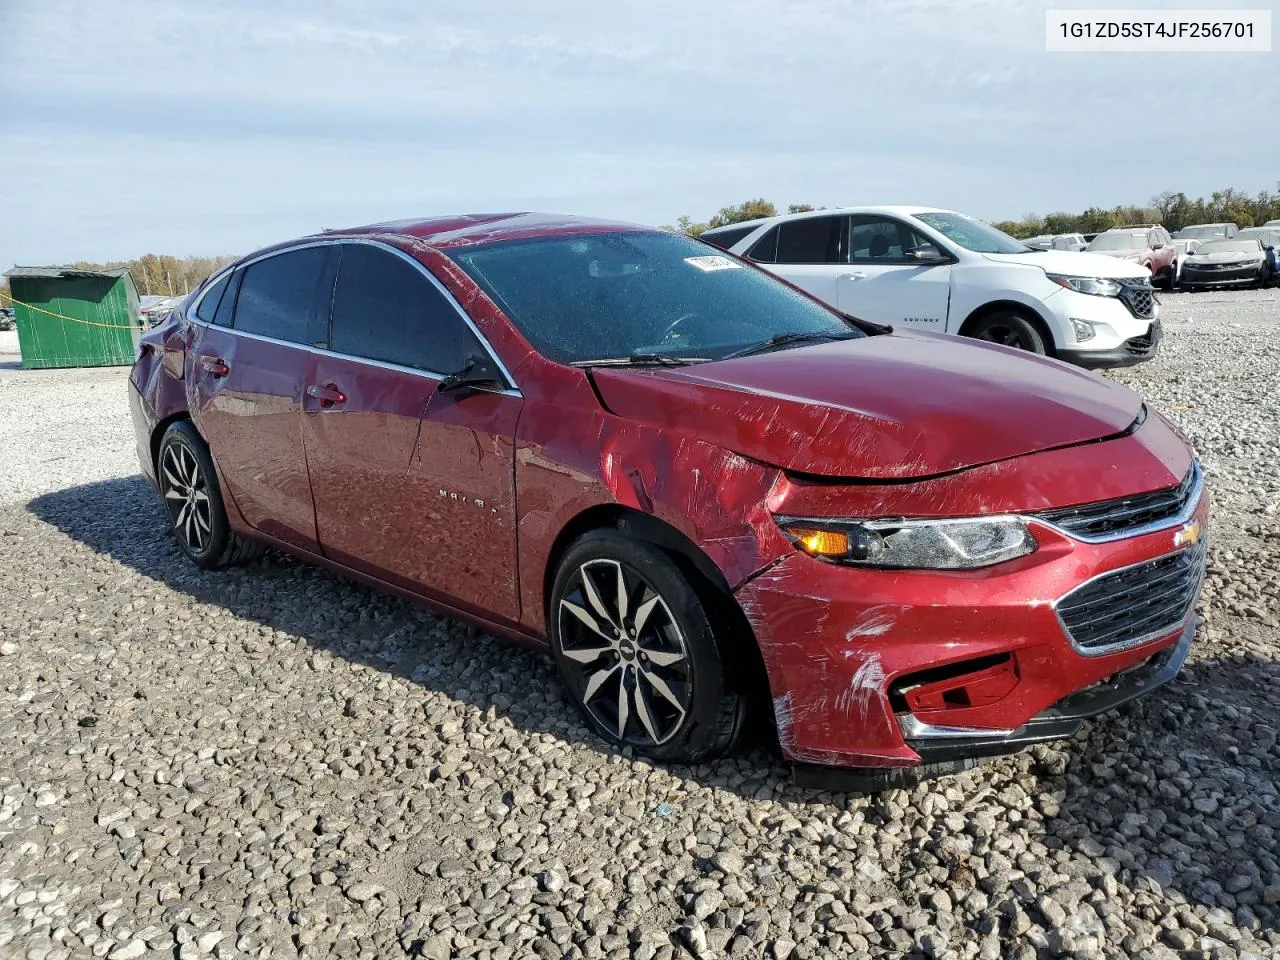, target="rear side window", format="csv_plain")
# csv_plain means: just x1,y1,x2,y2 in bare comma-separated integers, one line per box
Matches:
700,226,755,251
774,216,845,264
747,227,779,263
192,274,230,324
233,247,330,344
328,244,481,375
